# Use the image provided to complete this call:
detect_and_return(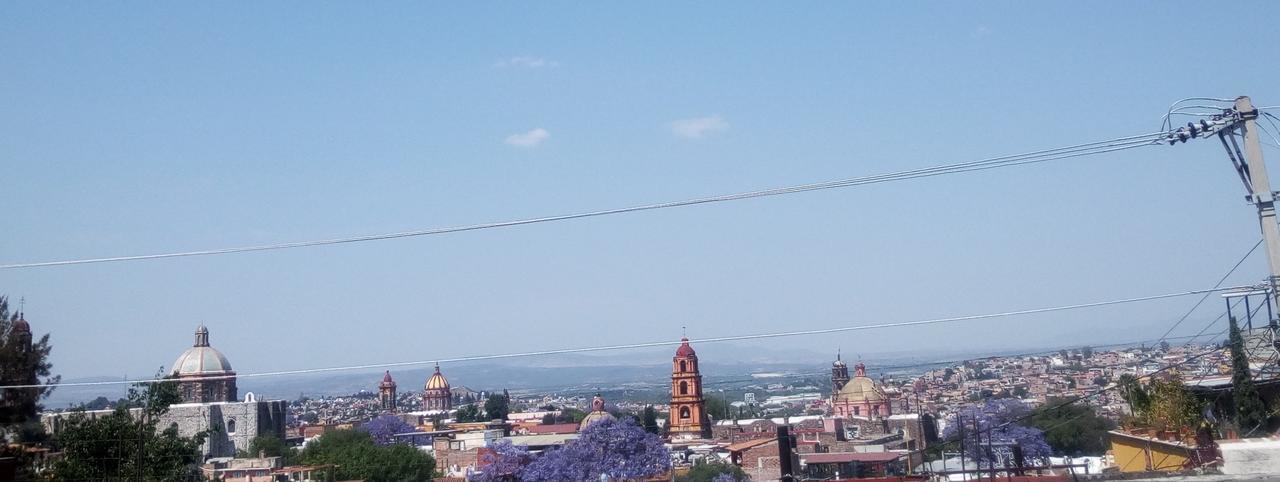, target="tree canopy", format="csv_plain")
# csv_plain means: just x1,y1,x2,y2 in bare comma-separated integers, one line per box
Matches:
52,377,208,481
456,403,484,422
480,417,670,482
297,428,436,482
0,296,59,442
1029,398,1115,456
363,414,416,446
676,460,748,482
940,399,1051,465
485,393,511,421
1228,316,1269,435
